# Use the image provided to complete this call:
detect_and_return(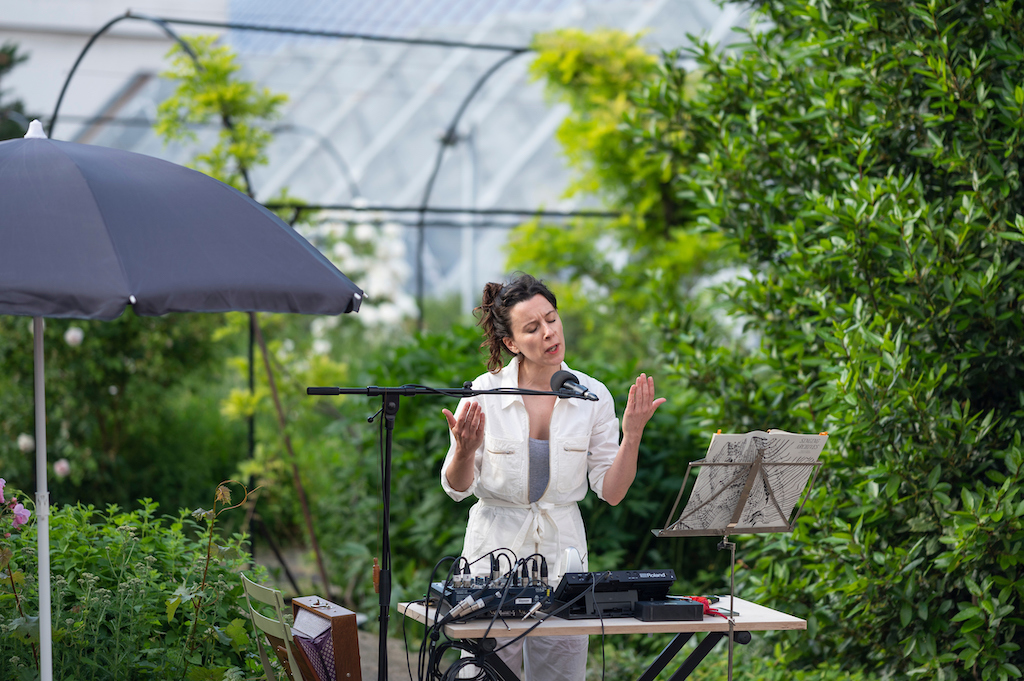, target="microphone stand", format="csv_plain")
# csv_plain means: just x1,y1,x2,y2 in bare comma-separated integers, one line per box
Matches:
306,383,594,681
